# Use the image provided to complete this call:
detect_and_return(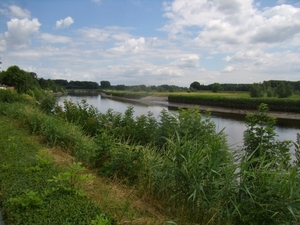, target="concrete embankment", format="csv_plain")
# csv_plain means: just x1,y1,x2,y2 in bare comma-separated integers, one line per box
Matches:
100,93,300,121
